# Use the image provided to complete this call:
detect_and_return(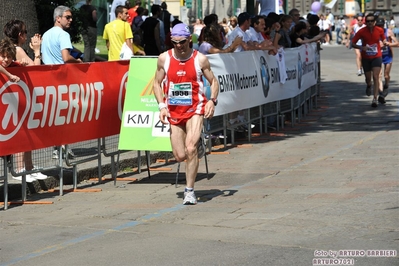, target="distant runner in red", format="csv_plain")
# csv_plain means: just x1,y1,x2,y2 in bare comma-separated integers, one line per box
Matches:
352,13,388,107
